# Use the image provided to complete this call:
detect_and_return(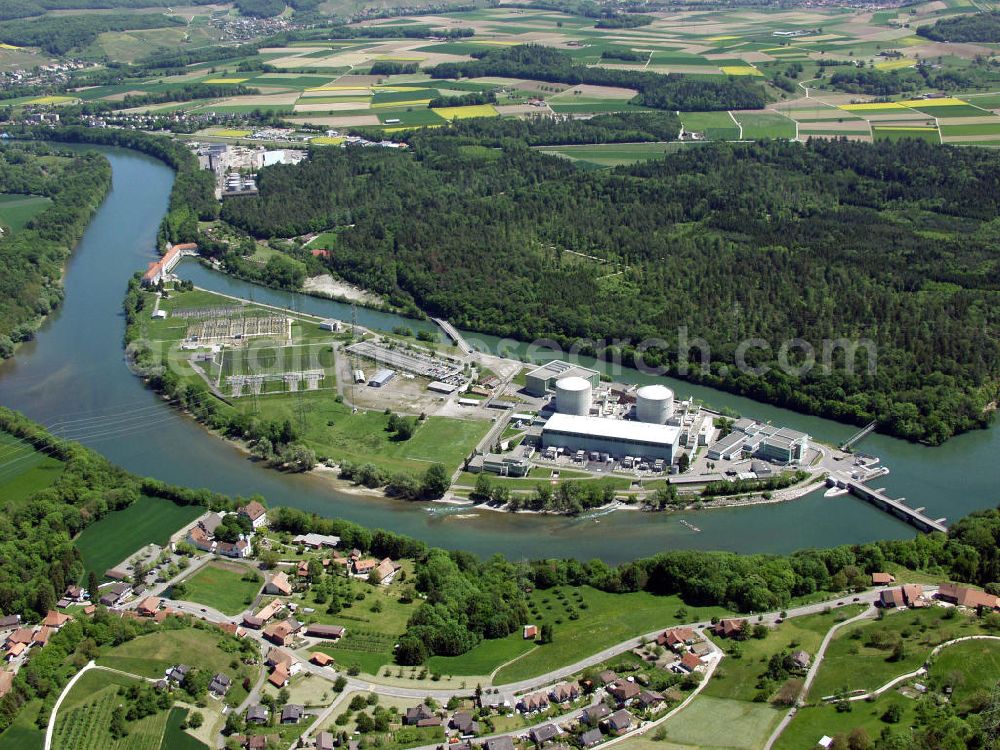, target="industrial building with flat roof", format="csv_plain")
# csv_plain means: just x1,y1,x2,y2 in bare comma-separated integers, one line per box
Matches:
542,414,680,462
525,360,601,397
707,420,810,464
